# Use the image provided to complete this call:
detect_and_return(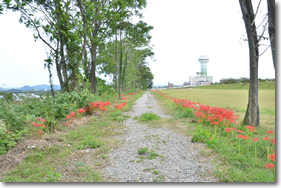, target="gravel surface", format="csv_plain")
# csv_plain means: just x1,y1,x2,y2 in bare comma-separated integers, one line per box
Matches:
103,91,217,182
